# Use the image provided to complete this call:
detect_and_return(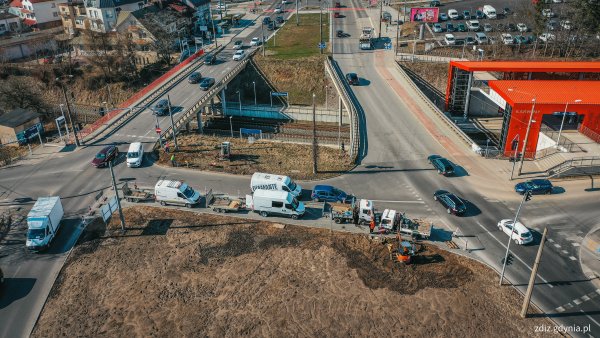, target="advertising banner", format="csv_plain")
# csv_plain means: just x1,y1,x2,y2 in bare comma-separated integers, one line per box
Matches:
409,7,439,22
